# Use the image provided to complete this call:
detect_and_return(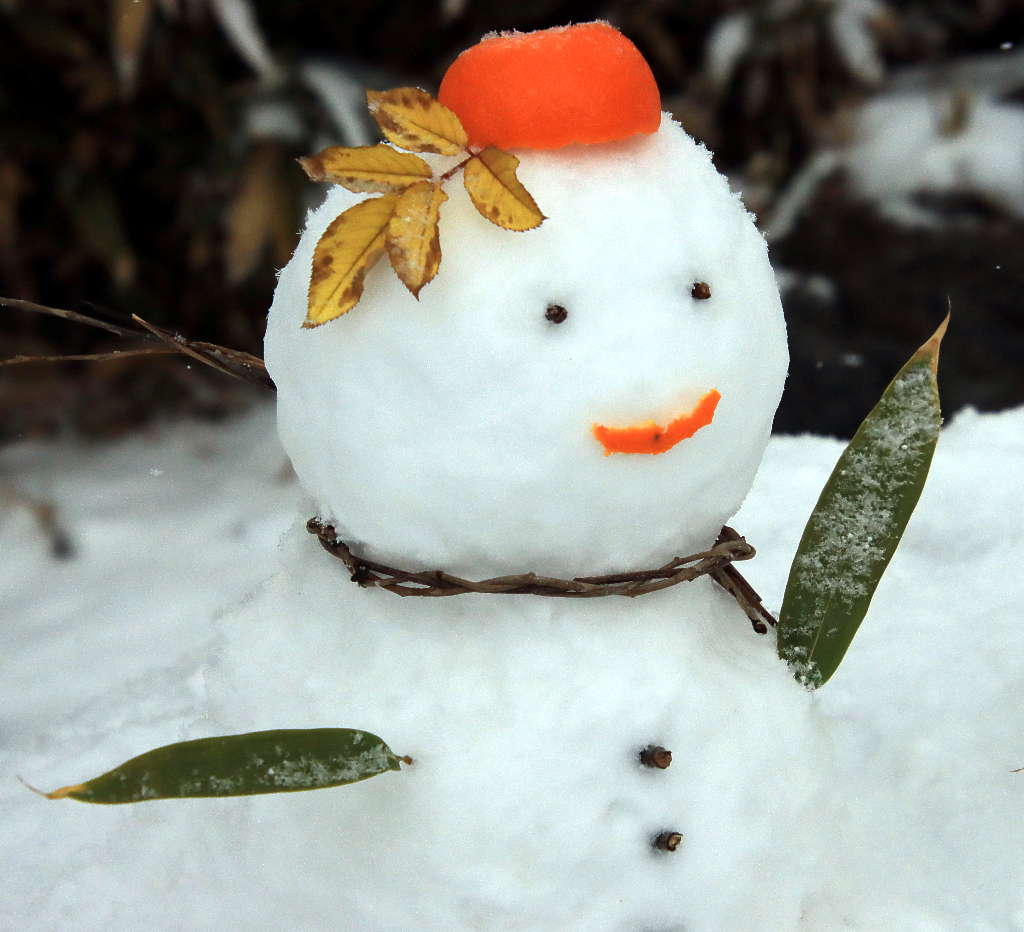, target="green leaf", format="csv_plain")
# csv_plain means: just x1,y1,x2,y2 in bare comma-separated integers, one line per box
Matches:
40,728,411,804
777,315,948,689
